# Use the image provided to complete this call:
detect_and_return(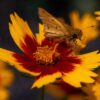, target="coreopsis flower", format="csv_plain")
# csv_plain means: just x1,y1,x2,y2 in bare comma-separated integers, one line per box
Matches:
82,73,100,100
0,61,14,100
95,11,100,21
92,73,100,100
82,84,96,100
0,13,100,89
70,11,99,49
